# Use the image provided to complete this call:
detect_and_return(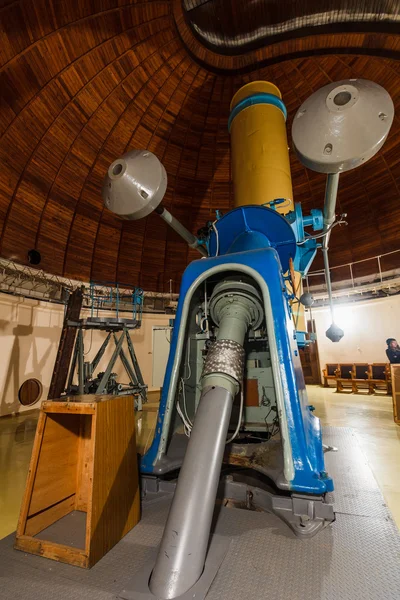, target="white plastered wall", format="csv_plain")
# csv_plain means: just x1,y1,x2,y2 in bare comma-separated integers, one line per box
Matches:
0,292,172,417
310,294,400,381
